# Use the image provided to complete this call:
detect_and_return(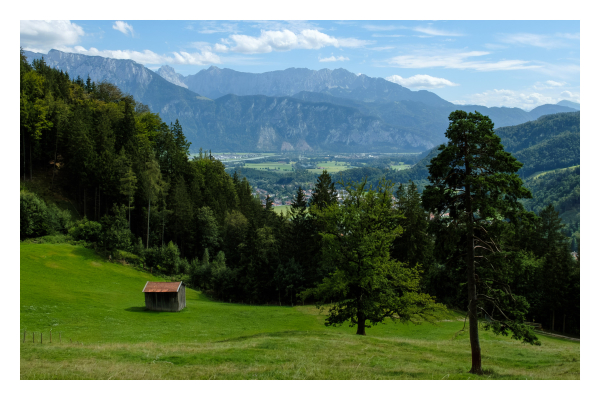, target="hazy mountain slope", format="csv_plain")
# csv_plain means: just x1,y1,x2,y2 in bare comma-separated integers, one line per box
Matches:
527,104,579,119
22,50,434,152
557,100,580,110
188,94,436,152
183,66,451,107
494,112,580,154
21,50,580,154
